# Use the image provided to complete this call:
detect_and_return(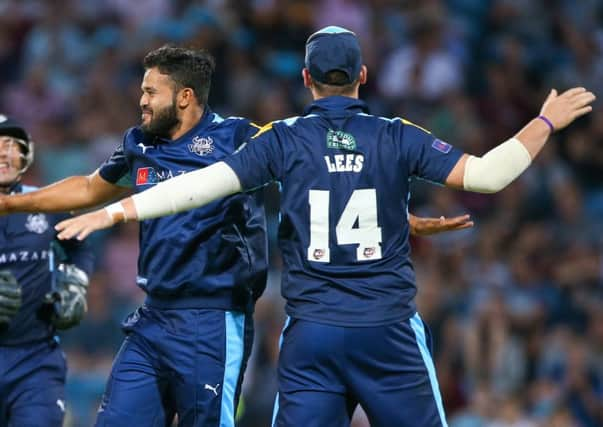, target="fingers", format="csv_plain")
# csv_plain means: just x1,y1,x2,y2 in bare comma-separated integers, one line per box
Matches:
443,214,474,230
453,221,474,230
55,210,112,241
571,92,596,108
544,88,558,103
560,87,587,98
444,214,472,226
573,105,594,119
55,218,88,241
541,87,596,130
